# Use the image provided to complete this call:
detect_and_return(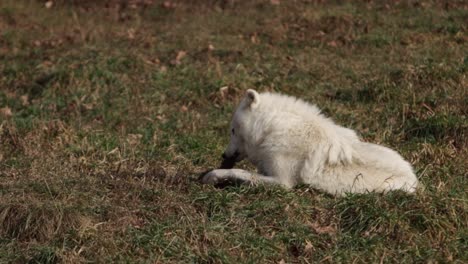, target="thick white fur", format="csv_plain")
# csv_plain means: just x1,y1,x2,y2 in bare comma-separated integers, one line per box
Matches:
202,90,419,196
